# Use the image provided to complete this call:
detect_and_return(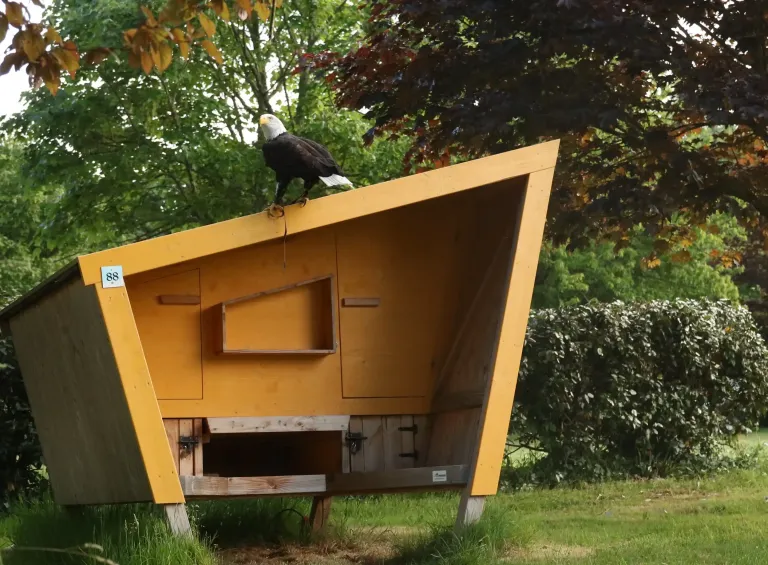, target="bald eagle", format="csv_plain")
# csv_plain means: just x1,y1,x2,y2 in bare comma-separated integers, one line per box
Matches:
259,114,352,214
